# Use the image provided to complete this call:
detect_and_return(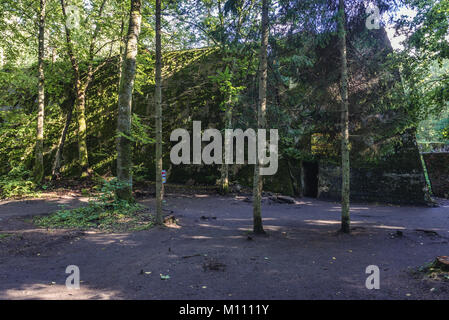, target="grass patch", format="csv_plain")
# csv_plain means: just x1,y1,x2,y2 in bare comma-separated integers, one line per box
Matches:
0,233,13,240
33,179,154,232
